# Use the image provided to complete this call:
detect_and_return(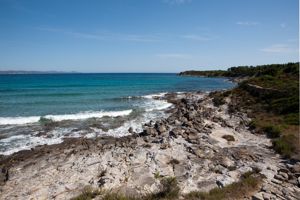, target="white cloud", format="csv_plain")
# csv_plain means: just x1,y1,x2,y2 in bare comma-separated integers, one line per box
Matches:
182,34,213,41
156,53,191,59
260,44,297,53
236,21,259,26
163,0,192,5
